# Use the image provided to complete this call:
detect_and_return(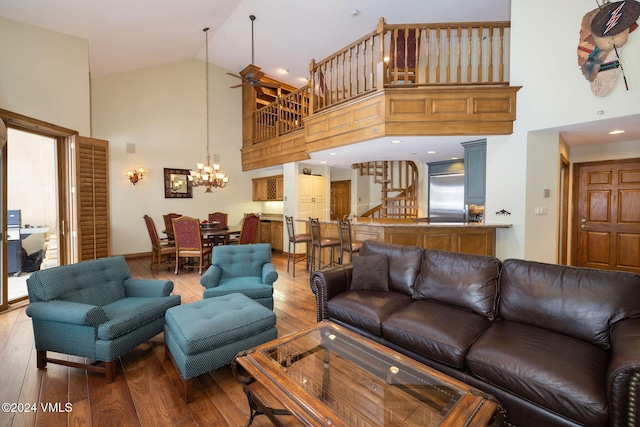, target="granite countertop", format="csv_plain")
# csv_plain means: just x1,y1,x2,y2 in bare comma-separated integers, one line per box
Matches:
296,218,510,228
259,214,284,222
